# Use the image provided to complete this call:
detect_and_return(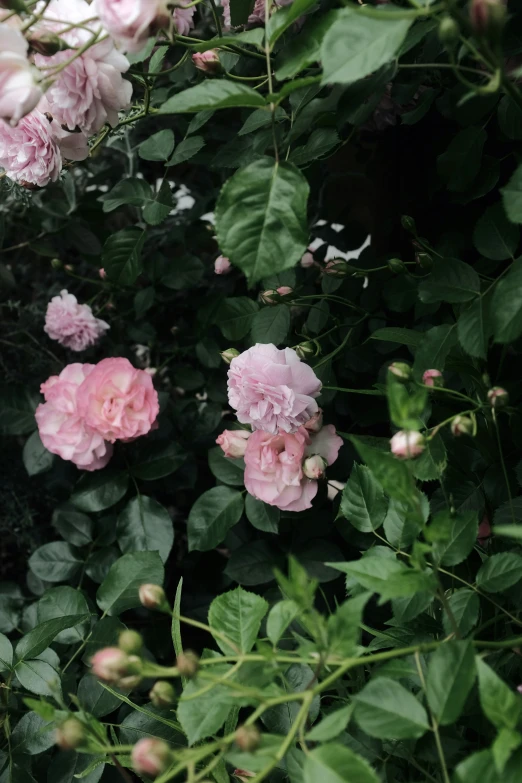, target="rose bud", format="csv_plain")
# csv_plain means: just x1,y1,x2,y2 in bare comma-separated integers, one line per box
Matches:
91,647,129,683
221,348,240,365
214,255,231,275
119,629,143,655
387,257,406,273
260,287,293,304
470,0,506,34
324,259,351,277
422,369,443,388
150,680,176,708
300,251,315,268
401,215,416,234
176,651,199,679
416,252,433,270
438,15,460,48
390,430,425,459
388,362,411,381
295,341,317,360
139,584,169,612
55,718,85,750
303,454,327,480
119,655,143,691
192,49,221,74
27,30,67,56
304,409,323,433
99,268,107,279
131,738,173,779
451,415,474,437
51,258,62,269
478,513,491,546
488,386,509,407
216,429,250,458
234,772,256,783
235,725,261,752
